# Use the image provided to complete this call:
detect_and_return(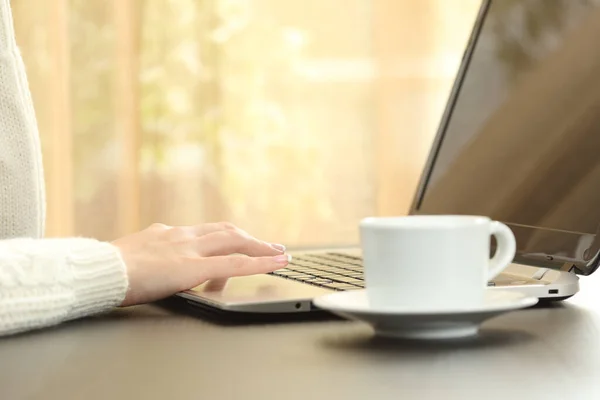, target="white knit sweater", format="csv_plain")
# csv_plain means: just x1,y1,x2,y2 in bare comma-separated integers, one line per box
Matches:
0,0,129,336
